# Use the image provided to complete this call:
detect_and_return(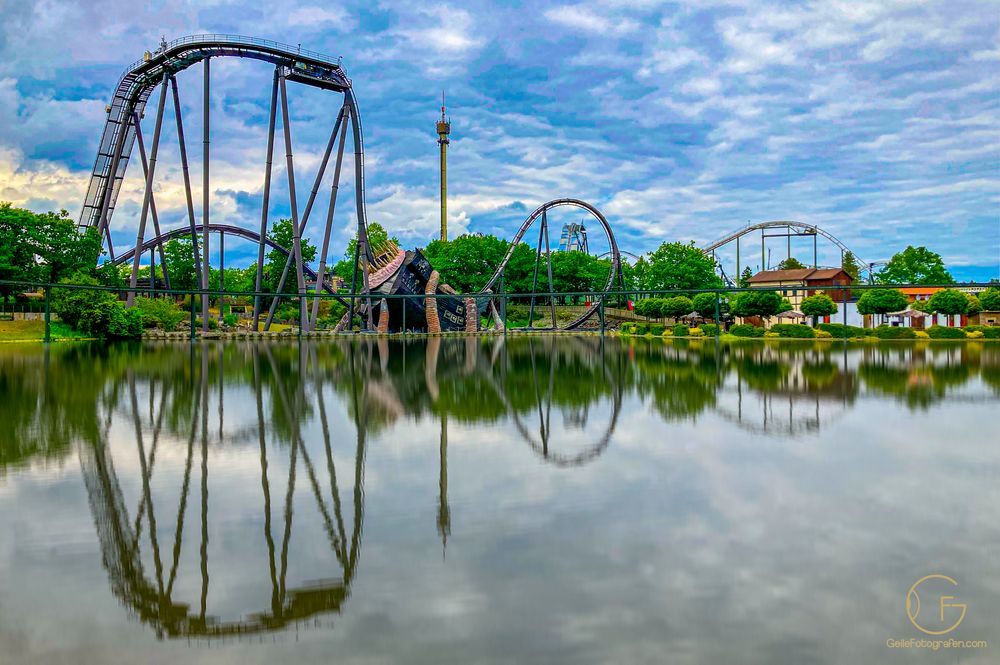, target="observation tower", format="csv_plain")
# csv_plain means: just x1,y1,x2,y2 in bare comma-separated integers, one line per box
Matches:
437,92,451,242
